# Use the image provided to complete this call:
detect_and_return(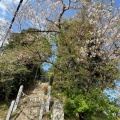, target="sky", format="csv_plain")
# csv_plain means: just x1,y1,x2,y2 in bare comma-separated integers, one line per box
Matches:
0,0,20,18
0,0,120,20
114,0,120,7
